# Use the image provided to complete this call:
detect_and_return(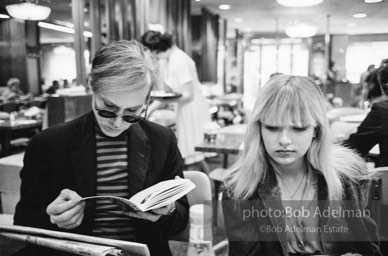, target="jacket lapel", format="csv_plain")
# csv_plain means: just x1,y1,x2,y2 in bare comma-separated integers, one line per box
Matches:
127,122,151,197
316,172,355,255
257,173,288,256
70,112,97,231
